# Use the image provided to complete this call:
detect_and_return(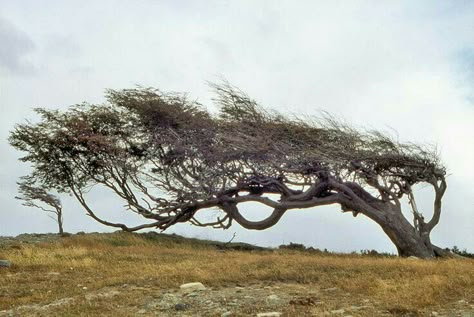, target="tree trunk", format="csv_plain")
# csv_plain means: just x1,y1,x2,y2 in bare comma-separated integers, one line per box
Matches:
374,205,435,258
57,210,64,236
